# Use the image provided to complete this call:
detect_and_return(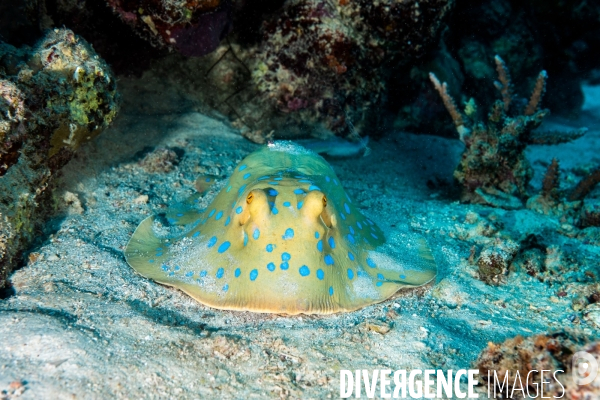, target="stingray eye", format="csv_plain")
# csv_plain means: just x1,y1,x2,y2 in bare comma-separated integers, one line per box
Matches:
322,195,327,207
246,193,254,204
